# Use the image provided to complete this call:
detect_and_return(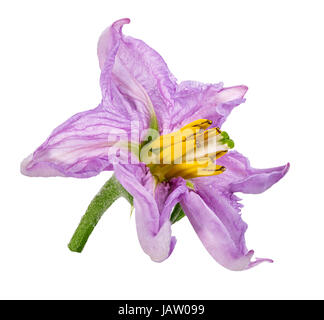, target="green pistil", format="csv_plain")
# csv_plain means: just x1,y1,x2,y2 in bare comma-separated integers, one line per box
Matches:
221,131,229,139
227,139,235,149
219,131,234,149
